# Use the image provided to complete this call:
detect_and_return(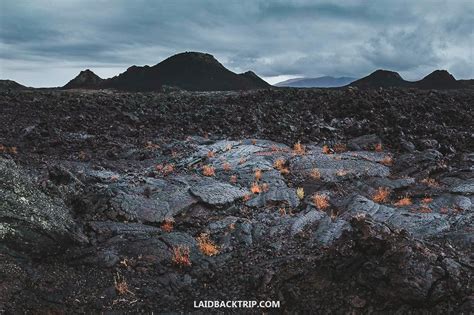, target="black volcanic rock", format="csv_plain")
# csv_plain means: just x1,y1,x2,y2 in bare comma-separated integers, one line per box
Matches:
105,52,270,91
414,70,462,89
63,69,103,89
0,79,28,91
349,69,410,88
